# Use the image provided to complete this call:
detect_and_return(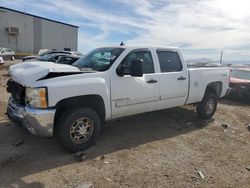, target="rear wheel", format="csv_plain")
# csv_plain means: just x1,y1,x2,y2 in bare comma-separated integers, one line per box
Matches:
56,107,101,152
196,92,217,119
